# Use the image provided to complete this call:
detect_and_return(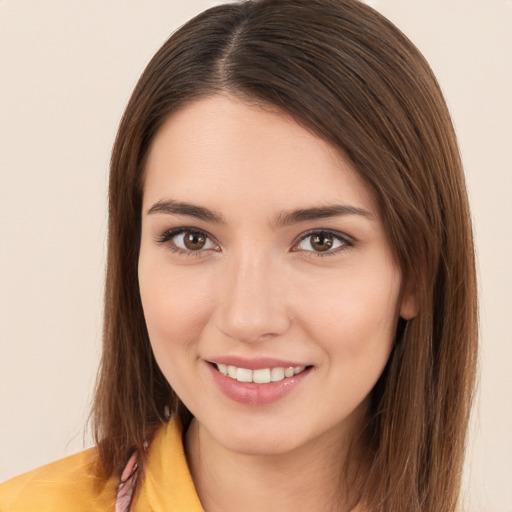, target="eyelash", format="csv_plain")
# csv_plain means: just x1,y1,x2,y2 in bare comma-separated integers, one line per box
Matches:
155,227,354,257
292,229,354,258
156,227,219,257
